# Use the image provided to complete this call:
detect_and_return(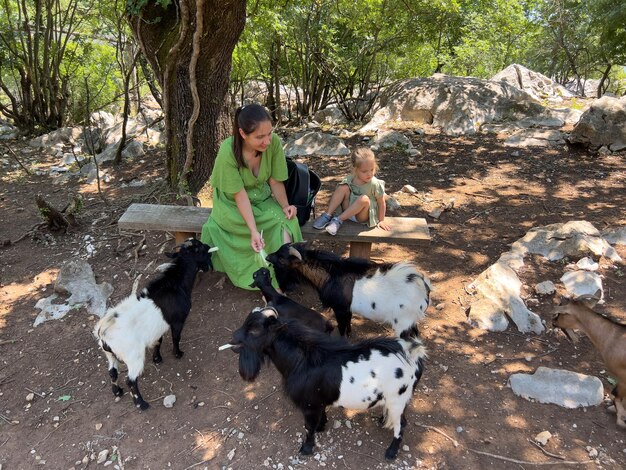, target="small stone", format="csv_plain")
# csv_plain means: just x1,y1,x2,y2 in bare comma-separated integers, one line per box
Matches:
345,420,352,429
435,303,445,310
82,456,89,465
227,448,235,460
402,445,410,452
587,447,598,458
163,394,176,408
97,450,109,464
356,440,362,447
534,431,552,446
402,184,417,194
95,423,103,431
26,393,35,402
333,420,341,429
428,207,443,219
535,281,556,295
456,426,463,433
